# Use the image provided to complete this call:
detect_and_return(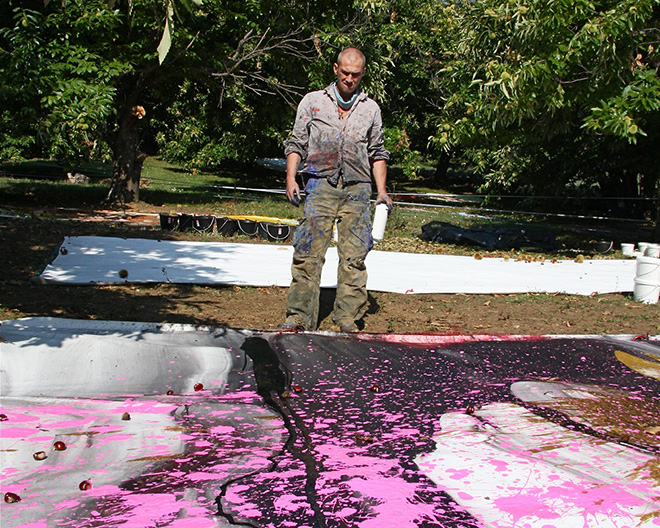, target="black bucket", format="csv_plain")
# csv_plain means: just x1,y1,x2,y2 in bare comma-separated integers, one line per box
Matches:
258,222,295,242
178,213,194,232
216,217,238,237
192,215,215,233
159,213,179,231
236,218,258,237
